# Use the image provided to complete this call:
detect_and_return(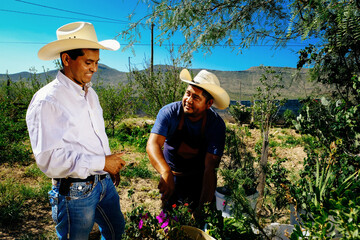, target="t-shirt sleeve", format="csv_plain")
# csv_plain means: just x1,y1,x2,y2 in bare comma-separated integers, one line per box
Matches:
151,105,173,137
